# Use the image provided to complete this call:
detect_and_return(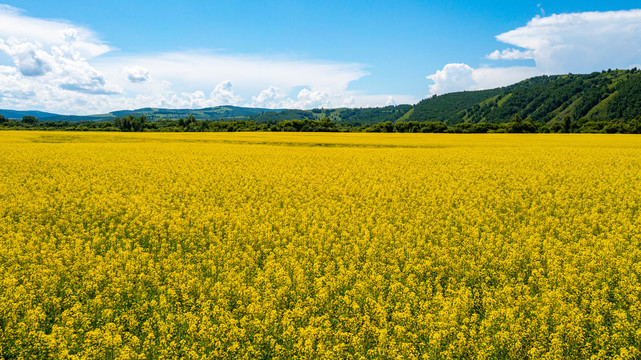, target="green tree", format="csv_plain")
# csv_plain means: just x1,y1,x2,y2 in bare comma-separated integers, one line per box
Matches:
512,114,523,124
22,115,38,126
563,116,572,133
113,115,147,132
0,114,6,124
